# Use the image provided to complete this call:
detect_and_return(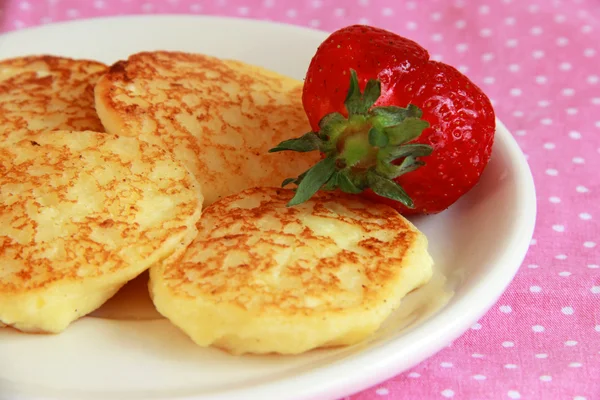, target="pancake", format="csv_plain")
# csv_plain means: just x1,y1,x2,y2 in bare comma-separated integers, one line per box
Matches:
94,51,320,206
0,55,107,142
0,130,203,333
149,187,433,355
